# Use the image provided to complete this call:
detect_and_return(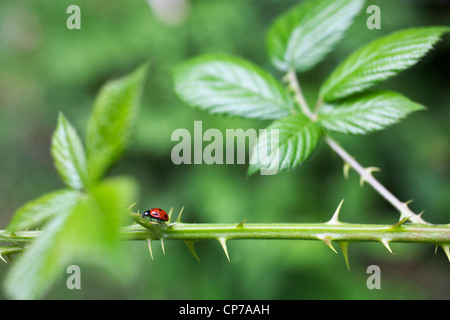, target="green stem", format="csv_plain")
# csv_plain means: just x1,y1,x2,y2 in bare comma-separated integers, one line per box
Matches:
324,136,426,224
122,222,450,244
2,221,449,245
287,69,316,120
2,218,448,263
